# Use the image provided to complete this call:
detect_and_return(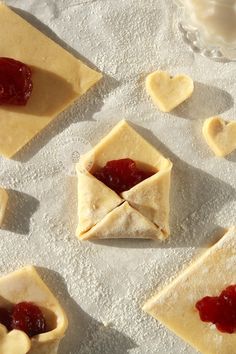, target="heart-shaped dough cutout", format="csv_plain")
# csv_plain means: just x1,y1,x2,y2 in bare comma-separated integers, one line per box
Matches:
146,70,194,112
203,116,236,157
0,324,31,354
